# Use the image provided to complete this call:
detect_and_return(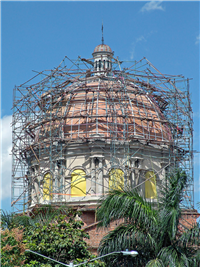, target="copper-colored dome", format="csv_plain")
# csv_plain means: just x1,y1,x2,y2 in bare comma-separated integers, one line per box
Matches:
38,77,171,143
93,44,113,54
